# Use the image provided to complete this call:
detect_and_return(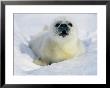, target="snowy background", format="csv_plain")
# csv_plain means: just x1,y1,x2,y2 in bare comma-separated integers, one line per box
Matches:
14,14,97,75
